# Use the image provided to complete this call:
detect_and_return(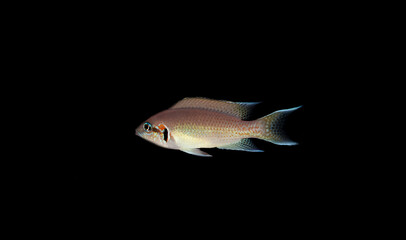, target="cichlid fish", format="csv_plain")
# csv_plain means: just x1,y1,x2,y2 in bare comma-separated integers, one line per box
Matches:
135,97,301,157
